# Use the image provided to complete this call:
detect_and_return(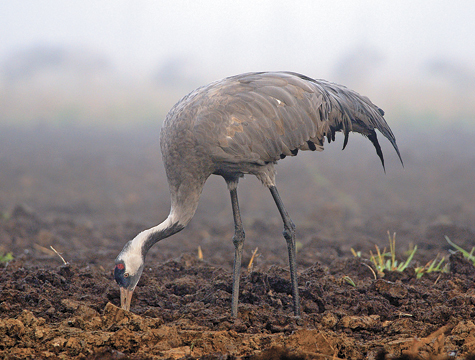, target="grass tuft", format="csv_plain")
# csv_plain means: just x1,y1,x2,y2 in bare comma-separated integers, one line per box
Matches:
367,231,417,277
414,254,447,279
352,231,448,278
445,236,475,265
